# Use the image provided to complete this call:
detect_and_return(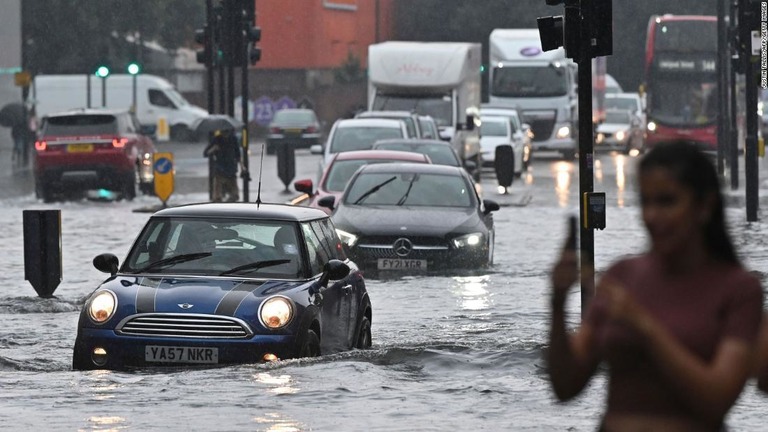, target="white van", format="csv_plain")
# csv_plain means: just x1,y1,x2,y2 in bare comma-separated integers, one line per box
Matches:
30,74,209,141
